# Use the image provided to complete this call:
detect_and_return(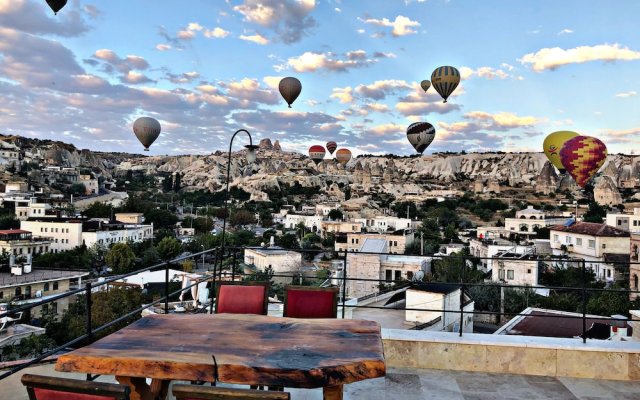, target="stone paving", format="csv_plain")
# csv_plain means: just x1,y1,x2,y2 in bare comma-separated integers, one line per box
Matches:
2,363,639,399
